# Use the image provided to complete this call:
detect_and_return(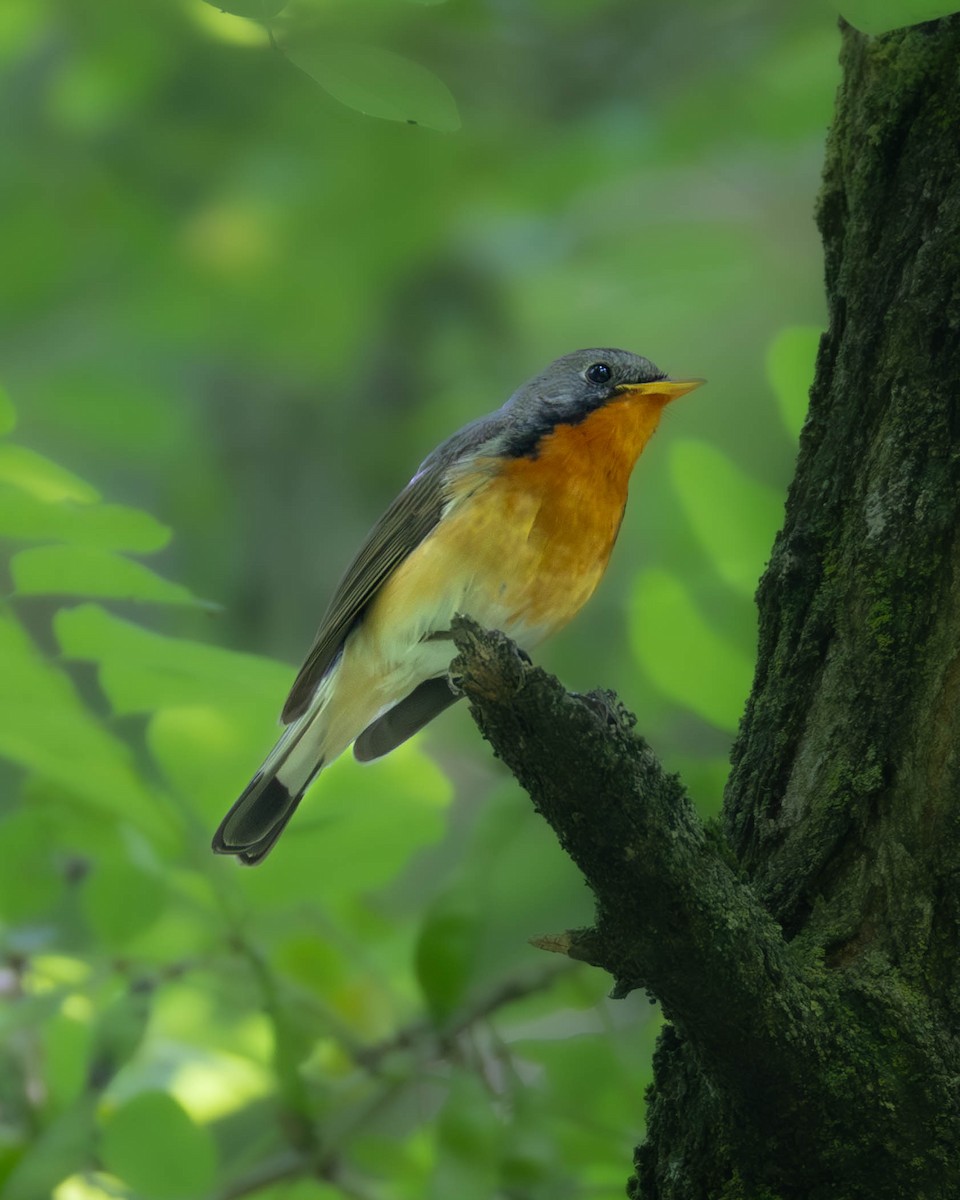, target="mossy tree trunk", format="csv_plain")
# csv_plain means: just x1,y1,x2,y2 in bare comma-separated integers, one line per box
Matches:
451,16,960,1199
